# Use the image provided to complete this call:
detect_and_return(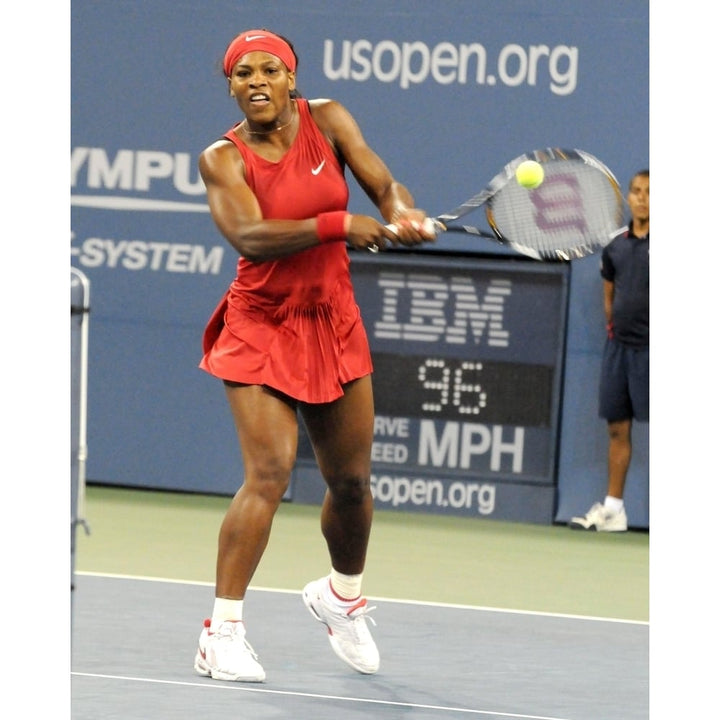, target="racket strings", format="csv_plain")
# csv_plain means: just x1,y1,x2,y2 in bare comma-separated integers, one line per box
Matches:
489,161,623,260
